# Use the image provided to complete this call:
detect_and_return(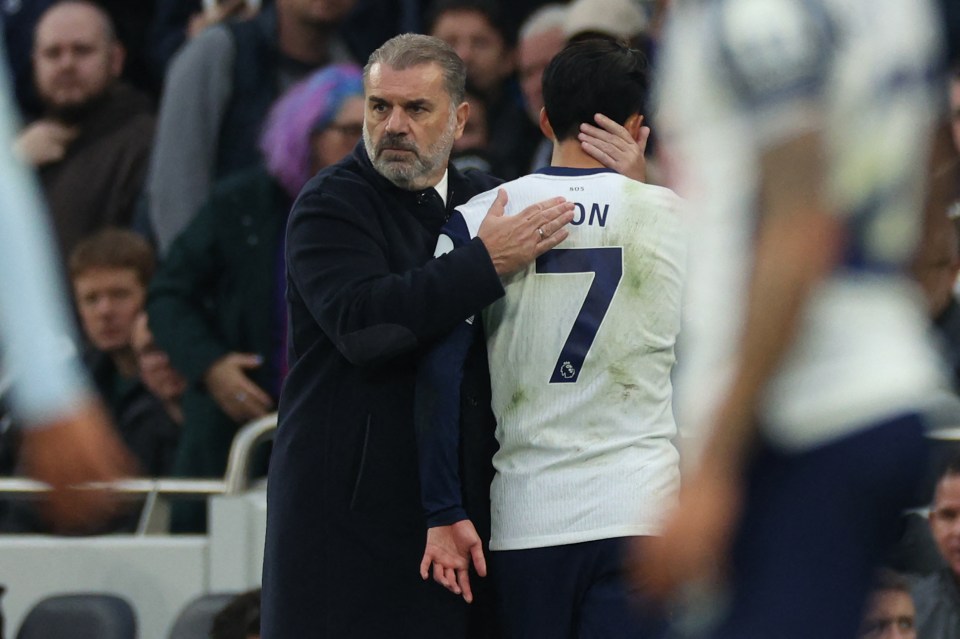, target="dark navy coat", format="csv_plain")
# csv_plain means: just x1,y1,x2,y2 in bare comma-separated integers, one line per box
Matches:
262,143,504,638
